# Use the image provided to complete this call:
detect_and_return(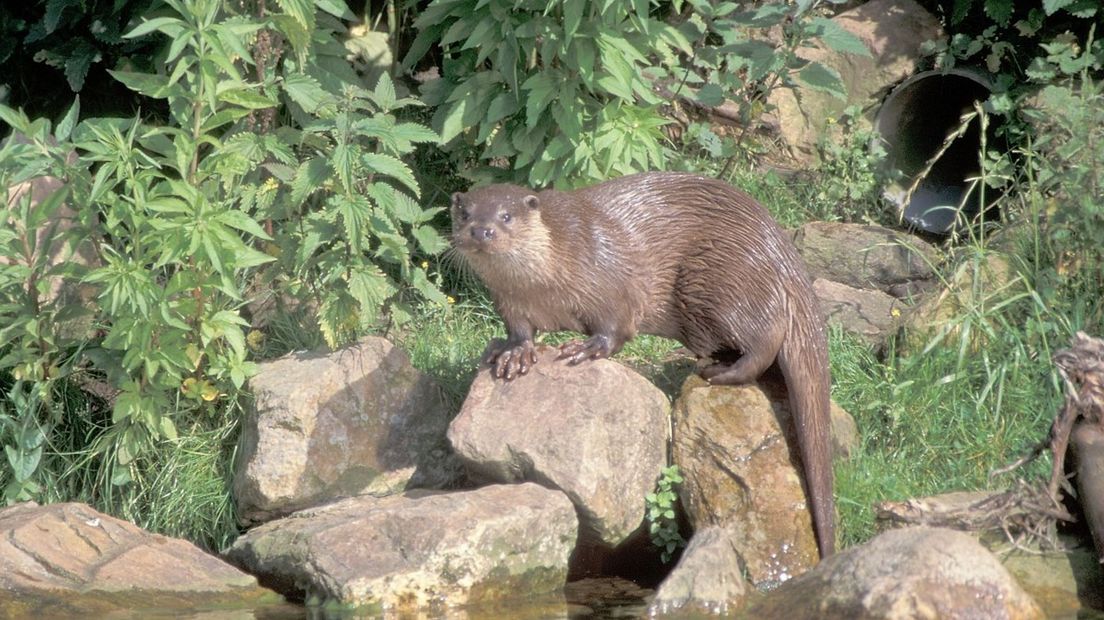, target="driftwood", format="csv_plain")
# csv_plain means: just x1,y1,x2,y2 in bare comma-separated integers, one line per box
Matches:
878,332,1104,563
1052,333,1104,564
